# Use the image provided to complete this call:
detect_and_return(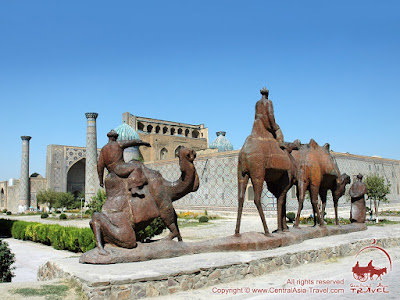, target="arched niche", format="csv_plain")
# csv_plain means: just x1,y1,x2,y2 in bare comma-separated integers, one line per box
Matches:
67,158,86,198
160,148,168,160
